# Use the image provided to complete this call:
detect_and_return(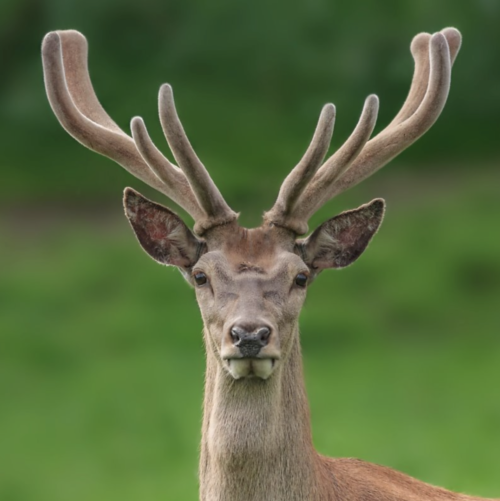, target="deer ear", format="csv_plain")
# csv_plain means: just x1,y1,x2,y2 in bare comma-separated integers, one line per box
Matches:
298,199,385,270
123,188,204,269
